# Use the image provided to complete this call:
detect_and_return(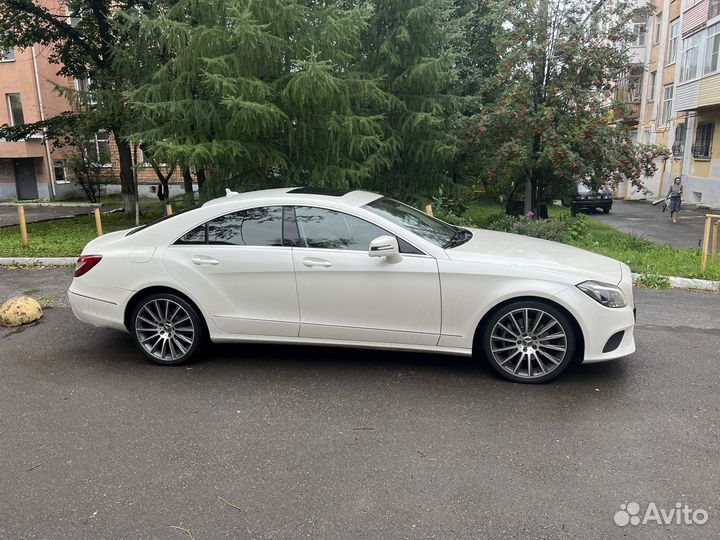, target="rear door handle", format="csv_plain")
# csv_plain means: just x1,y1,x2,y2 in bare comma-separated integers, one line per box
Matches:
192,255,220,266
303,257,333,268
